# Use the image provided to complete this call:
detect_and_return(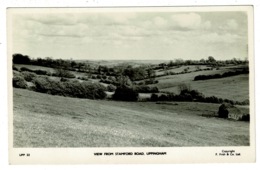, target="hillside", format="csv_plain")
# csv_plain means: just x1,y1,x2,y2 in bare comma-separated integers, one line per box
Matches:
13,88,249,147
